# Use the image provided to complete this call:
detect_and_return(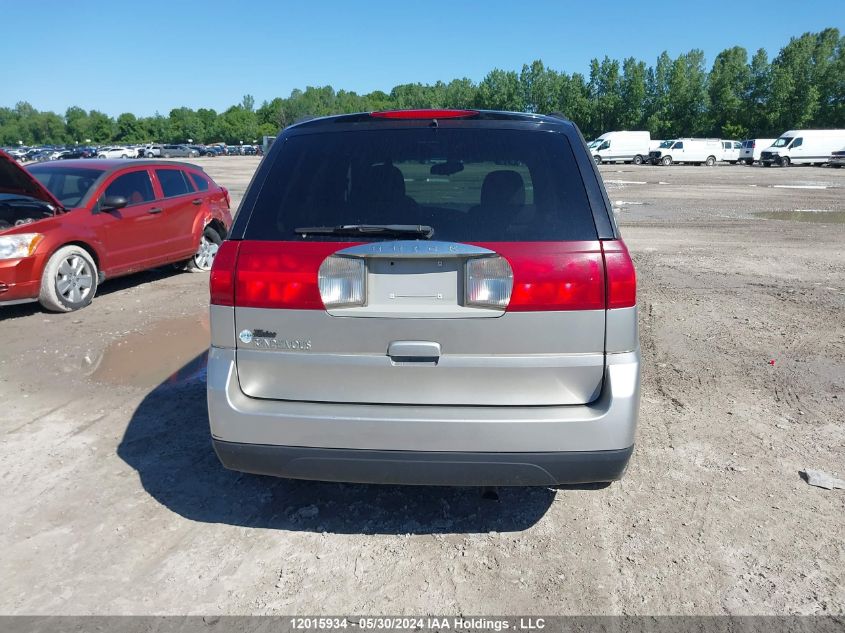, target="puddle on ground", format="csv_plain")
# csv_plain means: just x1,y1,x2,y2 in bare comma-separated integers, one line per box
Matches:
753,211,845,224
90,315,210,388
